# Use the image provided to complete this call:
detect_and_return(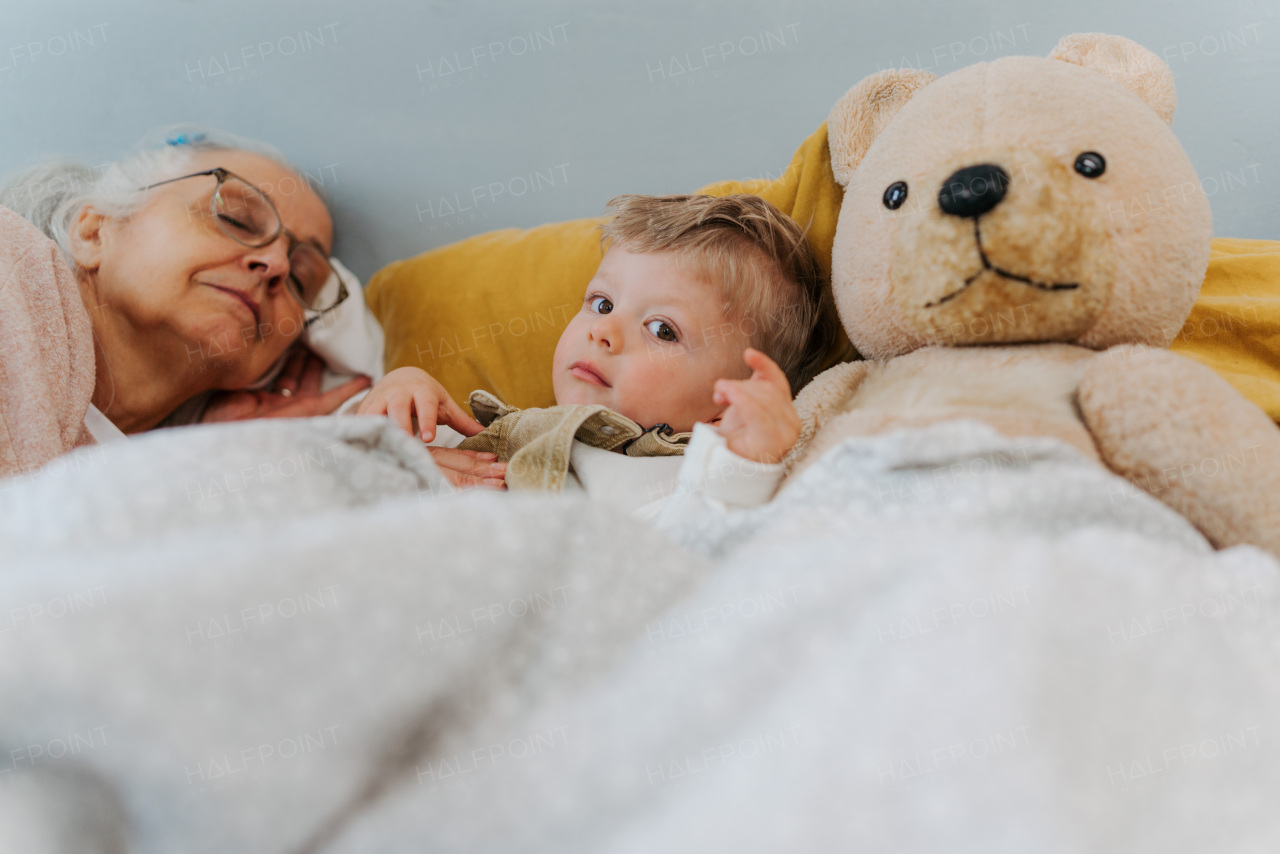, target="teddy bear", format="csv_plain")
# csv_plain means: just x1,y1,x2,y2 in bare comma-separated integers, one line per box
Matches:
784,32,1280,557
